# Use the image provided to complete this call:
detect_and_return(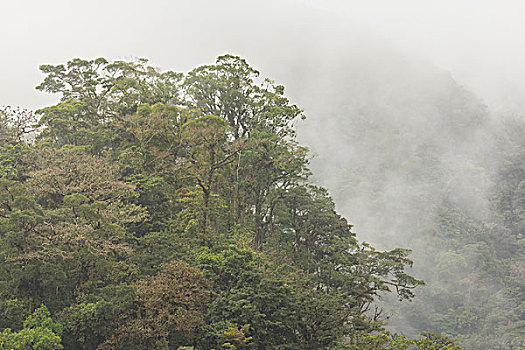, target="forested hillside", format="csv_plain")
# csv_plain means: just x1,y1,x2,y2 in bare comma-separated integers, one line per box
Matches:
0,56,471,350
291,49,525,349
